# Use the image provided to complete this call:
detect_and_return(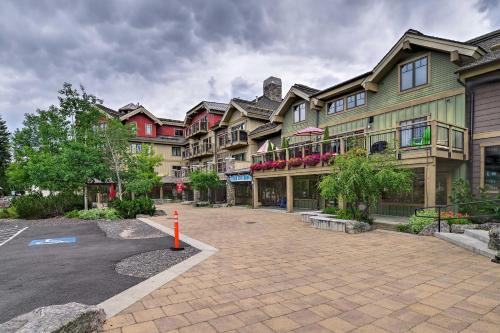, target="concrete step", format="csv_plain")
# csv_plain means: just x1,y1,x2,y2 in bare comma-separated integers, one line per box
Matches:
435,232,497,259
464,229,489,243
373,221,400,231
